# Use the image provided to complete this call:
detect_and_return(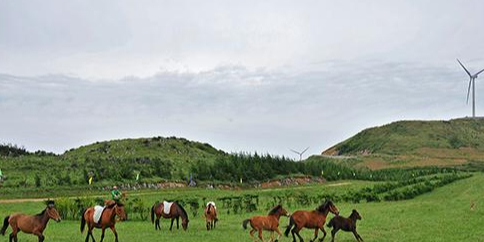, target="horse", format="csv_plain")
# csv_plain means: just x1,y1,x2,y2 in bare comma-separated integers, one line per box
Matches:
242,205,288,242
150,201,189,231
0,200,61,242
80,200,127,242
327,209,363,242
204,202,218,231
284,200,339,242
